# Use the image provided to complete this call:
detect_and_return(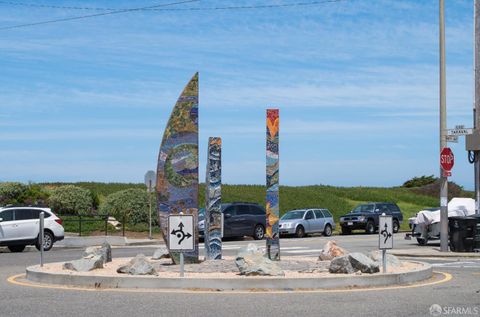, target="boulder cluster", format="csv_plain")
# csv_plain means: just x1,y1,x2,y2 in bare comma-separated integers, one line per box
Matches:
319,240,402,274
